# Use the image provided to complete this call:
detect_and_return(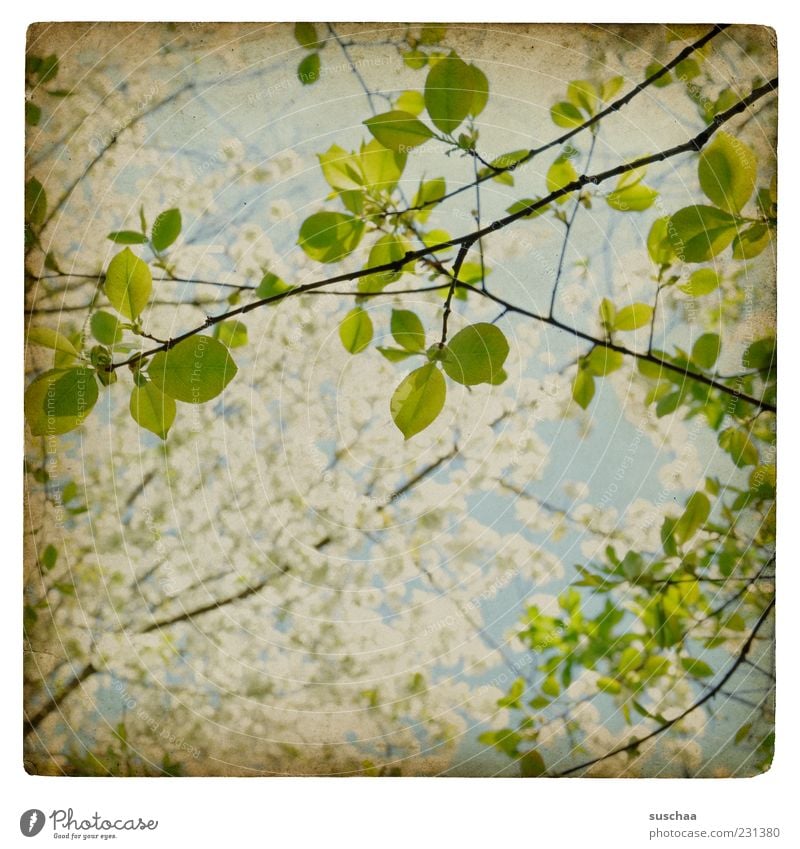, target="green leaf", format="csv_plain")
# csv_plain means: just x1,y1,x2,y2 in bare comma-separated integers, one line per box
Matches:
396,90,425,116
572,369,595,409
214,320,248,348
363,110,435,152
679,268,720,296
358,234,411,293
390,363,446,439
391,309,426,352
318,144,363,191
550,101,583,128
107,230,148,245
606,182,658,212
742,336,775,372
467,63,489,117
402,49,427,70
506,198,548,219
601,76,625,101
359,139,406,192
424,52,475,134
718,428,759,468
519,750,547,777
38,54,59,83
674,492,711,544
148,335,238,403
297,52,321,85
618,647,643,676
298,212,365,263
647,217,676,265
541,675,560,697
294,22,321,49
25,100,41,126
691,333,721,369
27,326,80,357
151,208,182,252
698,131,757,214
732,224,771,260
645,62,672,87
90,311,123,346
614,303,653,331
339,307,373,354
256,272,292,300
130,381,176,439
668,205,738,263
412,177,446,221
735,723,752,744
420,25,446,45
25,368,98,436
442,323,509,386
585,346,624,376
546,156,578,204
567,80,599,115
599,298,616,332
41,544,58,570
25,178,47,226
680,657,714,678
377,346,417,362
104,248,152,320
597,676,622,695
